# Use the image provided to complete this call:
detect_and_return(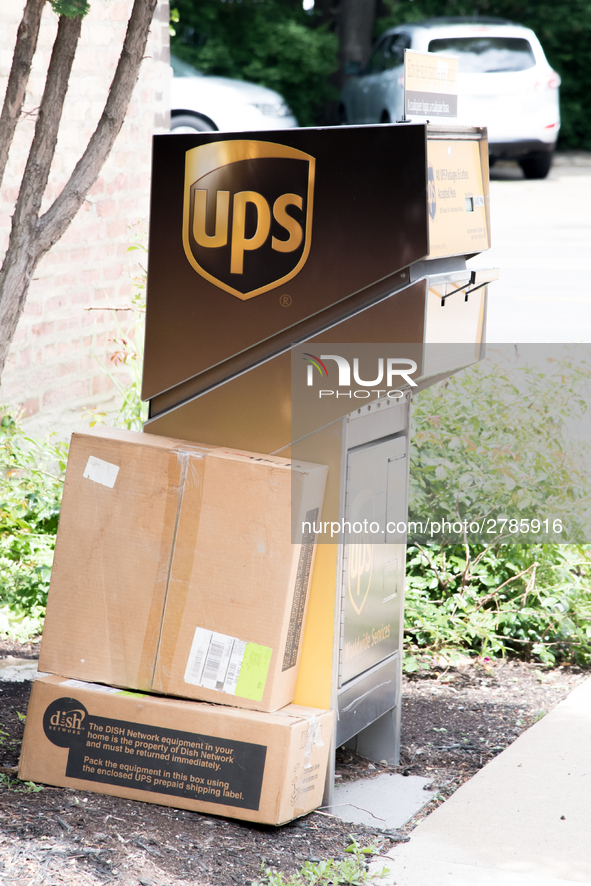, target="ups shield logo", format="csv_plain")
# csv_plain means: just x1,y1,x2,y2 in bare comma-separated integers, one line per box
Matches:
348,542,373,616
182,140,315,300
